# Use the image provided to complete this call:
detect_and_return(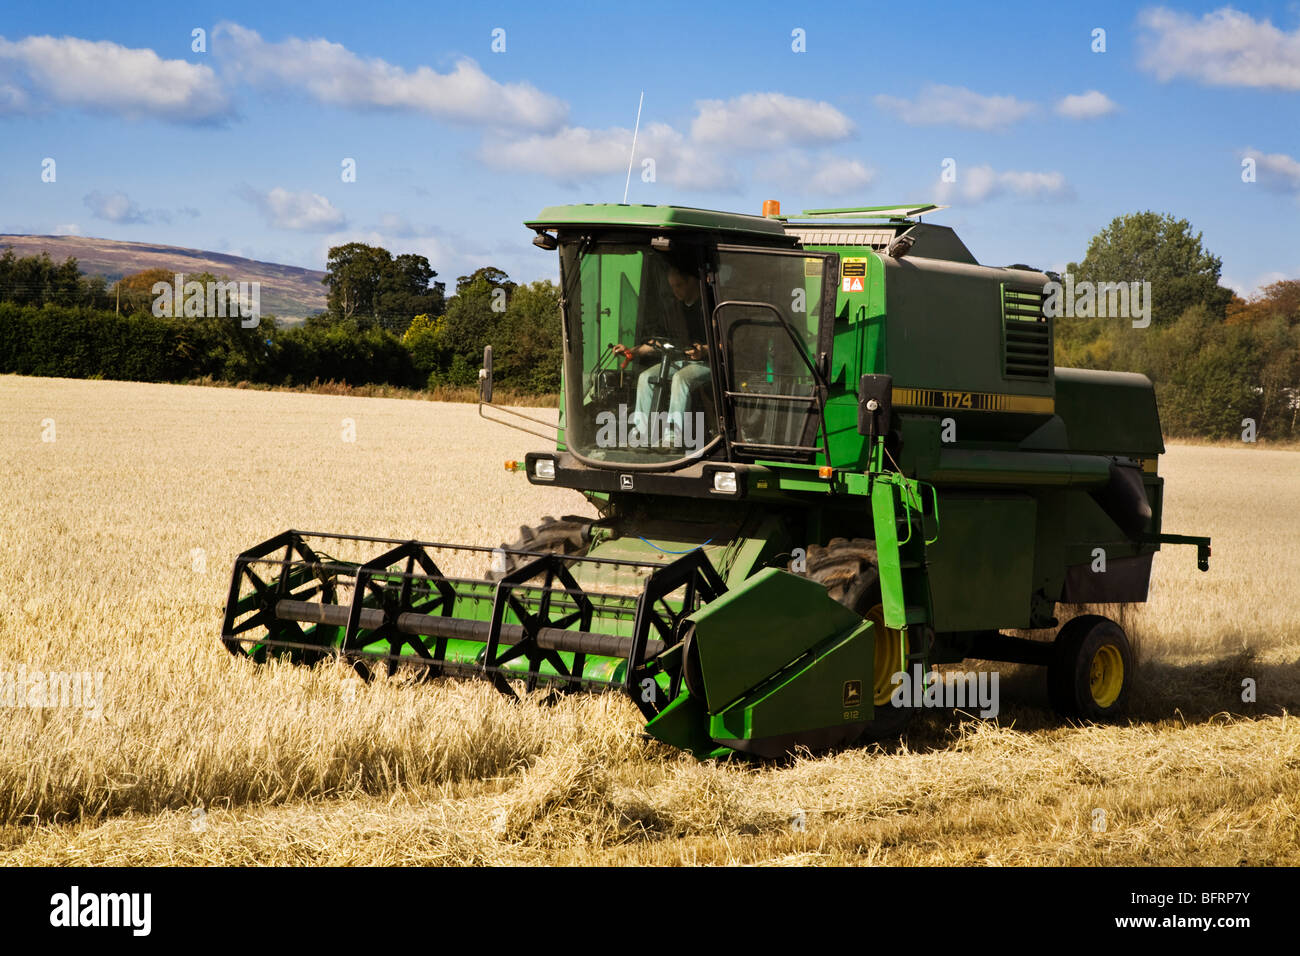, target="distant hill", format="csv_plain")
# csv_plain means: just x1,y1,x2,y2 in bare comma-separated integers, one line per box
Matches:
0,234,327,321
